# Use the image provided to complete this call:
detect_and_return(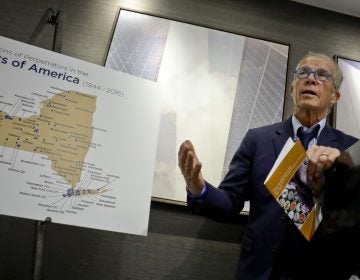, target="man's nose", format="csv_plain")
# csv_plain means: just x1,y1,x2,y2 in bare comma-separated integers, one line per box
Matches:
305,72,317,83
